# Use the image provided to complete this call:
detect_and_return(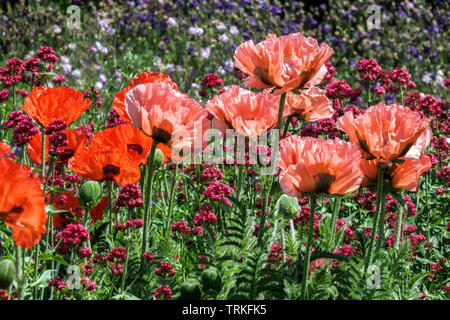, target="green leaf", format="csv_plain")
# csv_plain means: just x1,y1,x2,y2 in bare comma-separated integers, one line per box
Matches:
45,205,69,215
39,253,70,267
30,269,57,288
